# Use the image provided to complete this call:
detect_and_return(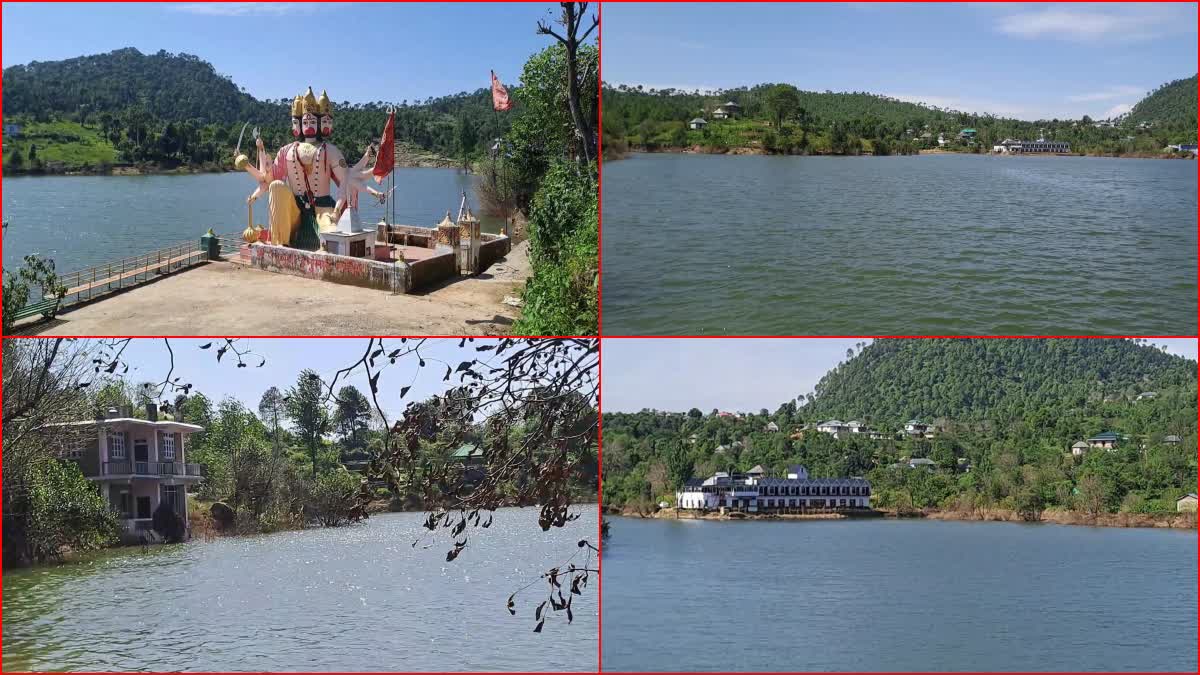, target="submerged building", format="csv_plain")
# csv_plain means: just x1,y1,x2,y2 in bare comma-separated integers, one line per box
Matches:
676,465,871,512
